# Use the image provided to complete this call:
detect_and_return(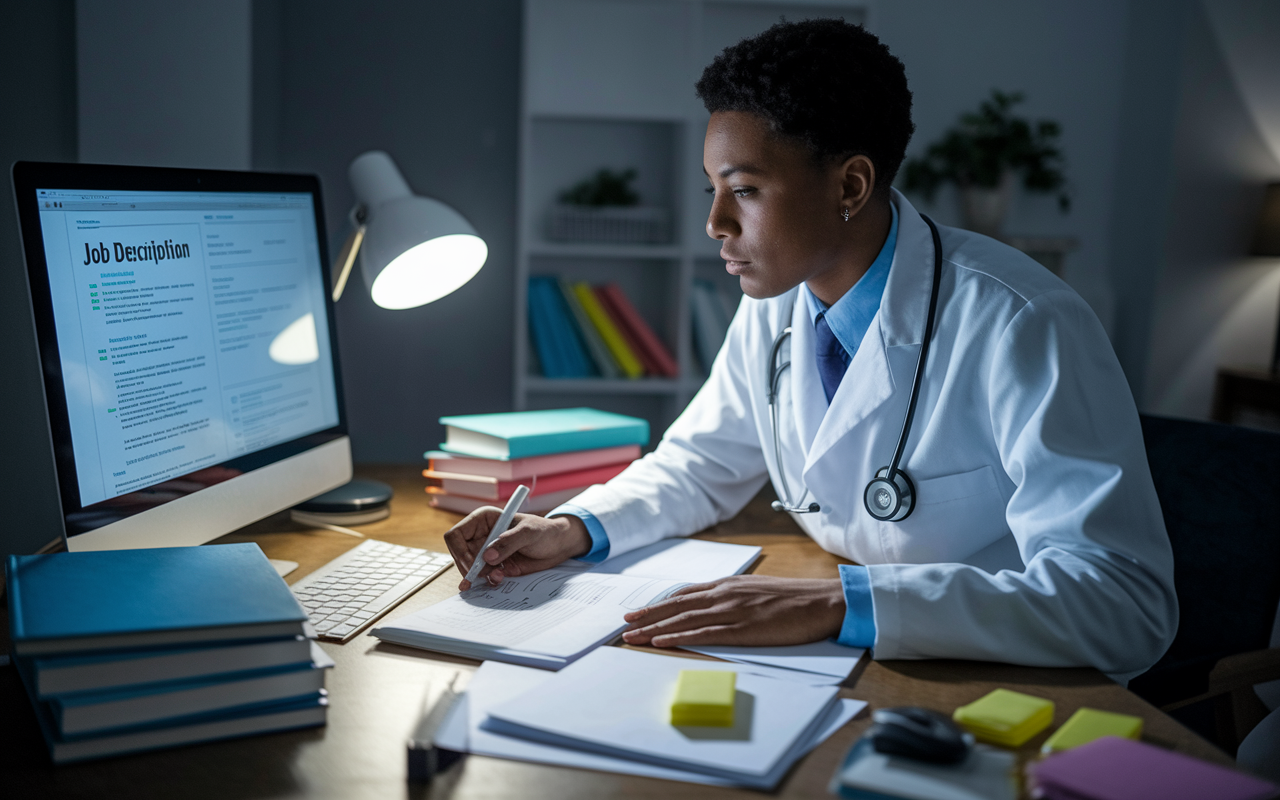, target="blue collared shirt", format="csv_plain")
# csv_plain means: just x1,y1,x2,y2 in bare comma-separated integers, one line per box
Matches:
550,204,900,650
804,203,898,370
